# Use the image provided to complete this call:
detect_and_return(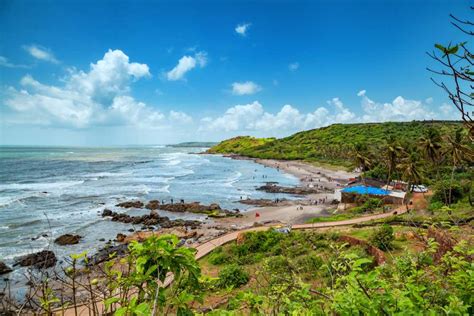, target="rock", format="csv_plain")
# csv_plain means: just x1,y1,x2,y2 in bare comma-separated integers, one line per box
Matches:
116,233,127,242
256,183,320,195
54,234,82,245
0,261,13,275
15,250,57,269
115,201,144,209
239,198,291,207
102,209,113,217
101,209,202,229
99,238,105,242
88,244,128,265
128,228,135,232
145,200,161,210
